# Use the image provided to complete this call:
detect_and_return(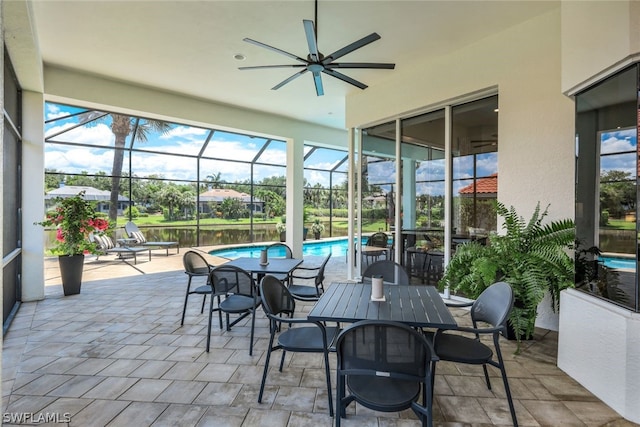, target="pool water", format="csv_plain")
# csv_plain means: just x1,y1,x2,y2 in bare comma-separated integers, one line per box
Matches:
209,238,365,259
600,256,636,270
